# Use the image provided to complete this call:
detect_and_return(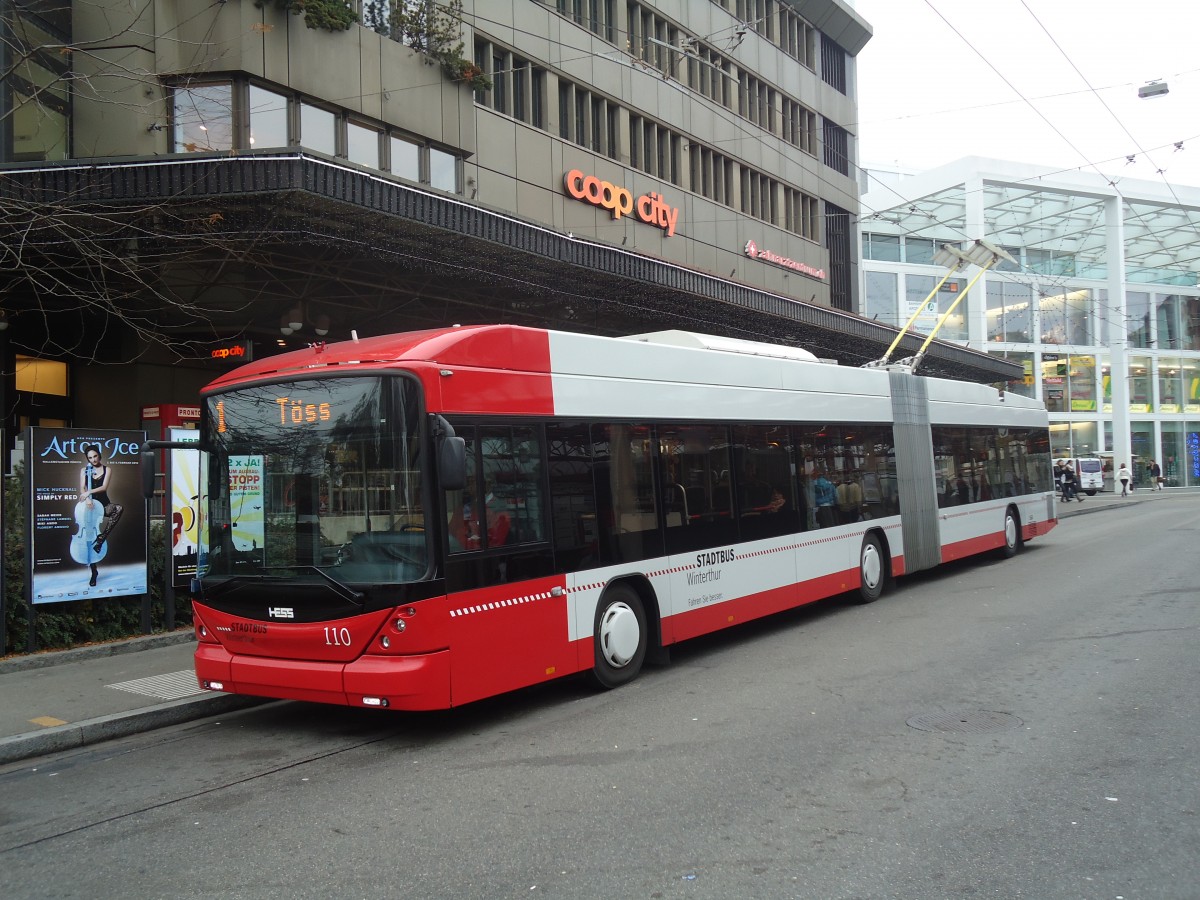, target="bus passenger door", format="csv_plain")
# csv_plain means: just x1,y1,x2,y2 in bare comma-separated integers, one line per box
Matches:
443,423,564,703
